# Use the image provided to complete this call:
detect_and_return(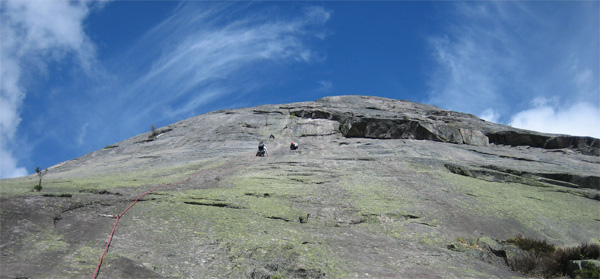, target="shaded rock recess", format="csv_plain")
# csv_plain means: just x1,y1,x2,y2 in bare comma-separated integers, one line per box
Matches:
292,96,598,156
